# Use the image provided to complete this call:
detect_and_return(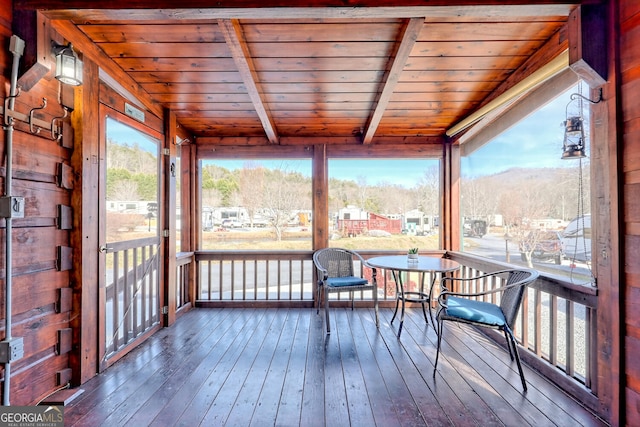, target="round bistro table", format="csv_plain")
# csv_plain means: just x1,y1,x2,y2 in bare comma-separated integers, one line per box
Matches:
366,255,460,337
